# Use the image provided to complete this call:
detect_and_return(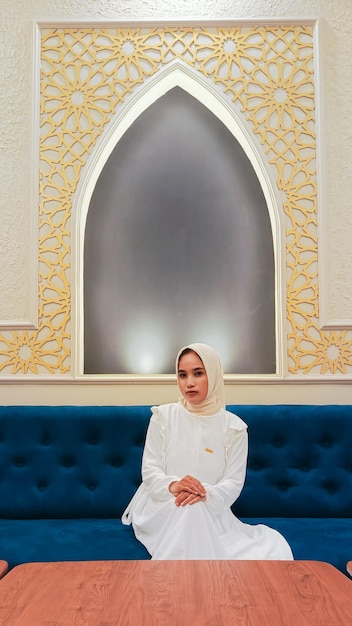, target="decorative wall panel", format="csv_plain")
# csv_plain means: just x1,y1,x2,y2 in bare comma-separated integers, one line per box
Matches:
0,21,351,377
